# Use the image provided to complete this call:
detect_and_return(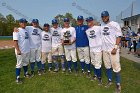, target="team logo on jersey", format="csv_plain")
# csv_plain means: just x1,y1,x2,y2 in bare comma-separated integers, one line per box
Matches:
64,31,71,37
89,30,96,38
32,29,39,35
63,31,71,44
103,27,110,35
52,30,59,36
43,34,50,41
25,32,29,39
